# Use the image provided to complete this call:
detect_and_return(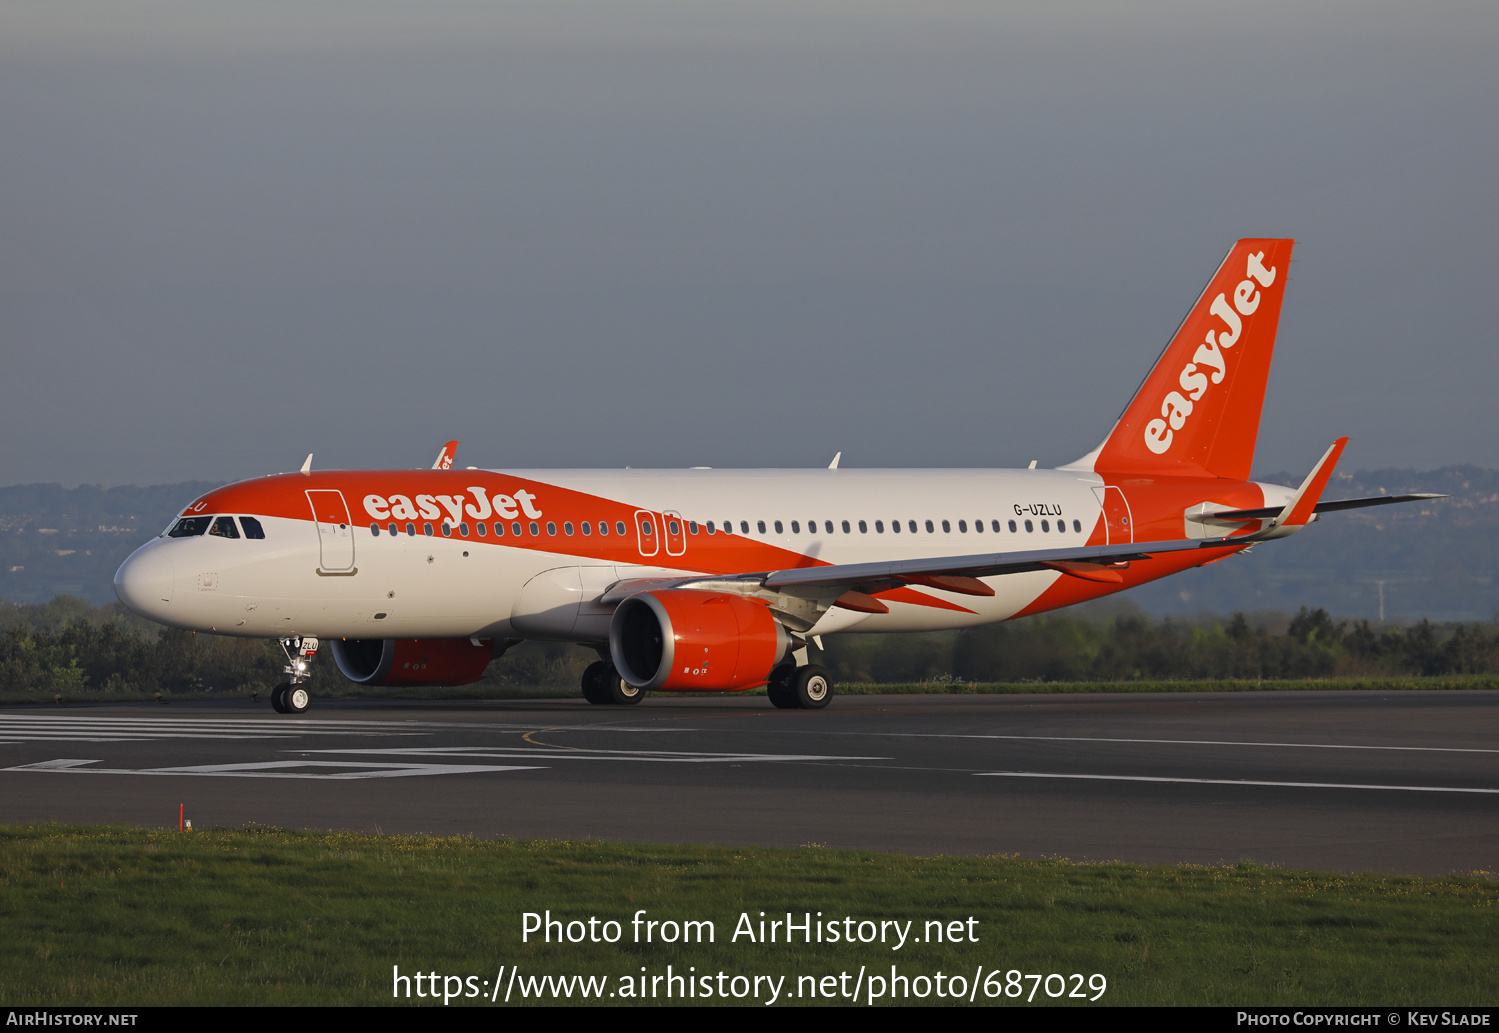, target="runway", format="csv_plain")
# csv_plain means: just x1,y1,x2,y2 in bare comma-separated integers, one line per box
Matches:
1,691,1495,875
